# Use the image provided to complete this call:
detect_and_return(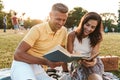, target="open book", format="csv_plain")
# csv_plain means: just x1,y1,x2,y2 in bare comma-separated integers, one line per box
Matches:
43,45,99,63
